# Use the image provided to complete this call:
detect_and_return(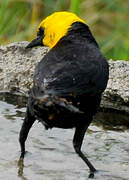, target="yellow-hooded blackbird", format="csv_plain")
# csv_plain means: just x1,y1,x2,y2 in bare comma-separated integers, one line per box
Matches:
19,11,109,176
